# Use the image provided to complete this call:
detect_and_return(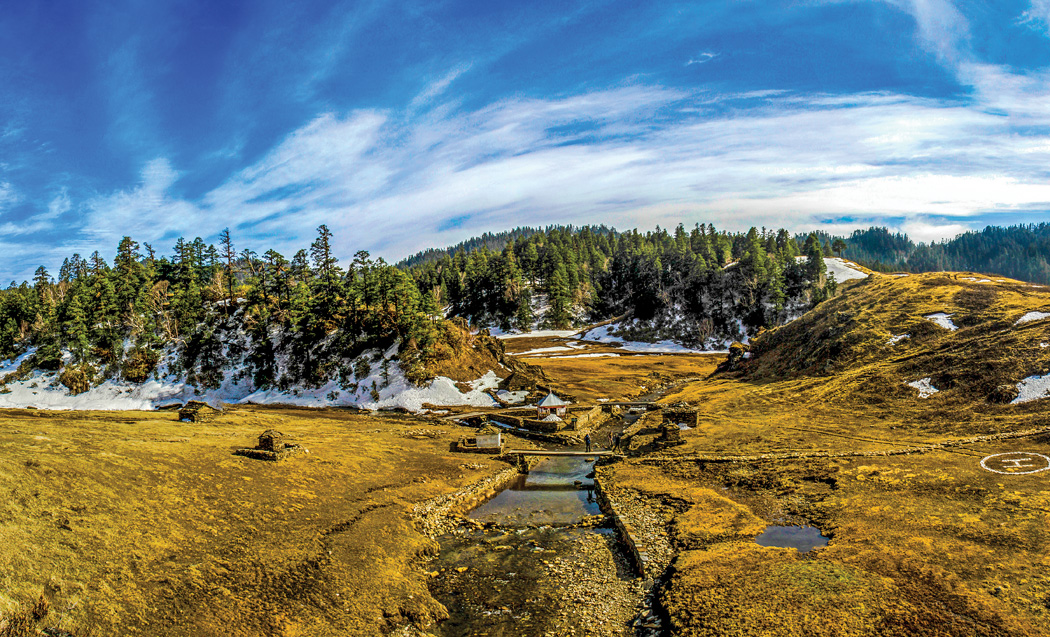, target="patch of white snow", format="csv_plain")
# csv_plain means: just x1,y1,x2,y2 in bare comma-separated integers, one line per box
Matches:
513,346,575,355
494,329,579,339
575,324,704,353
1010,374,1050,404
544,353,621,359
924,313,958,331
1015,311,1050,326
907,378,939,399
